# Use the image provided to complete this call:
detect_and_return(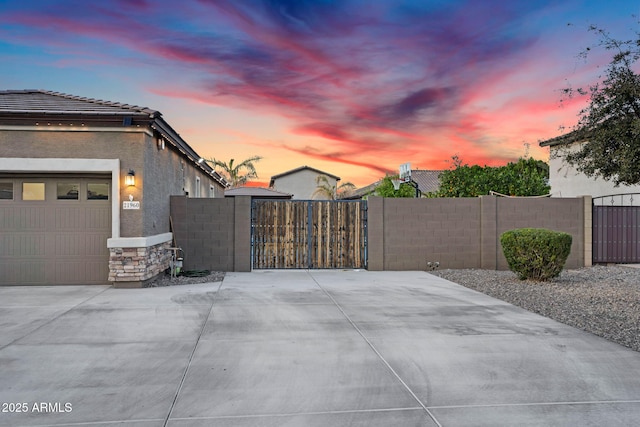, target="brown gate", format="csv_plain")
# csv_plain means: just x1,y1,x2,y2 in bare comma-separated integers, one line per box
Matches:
593,194,640,263
251,199,367,269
